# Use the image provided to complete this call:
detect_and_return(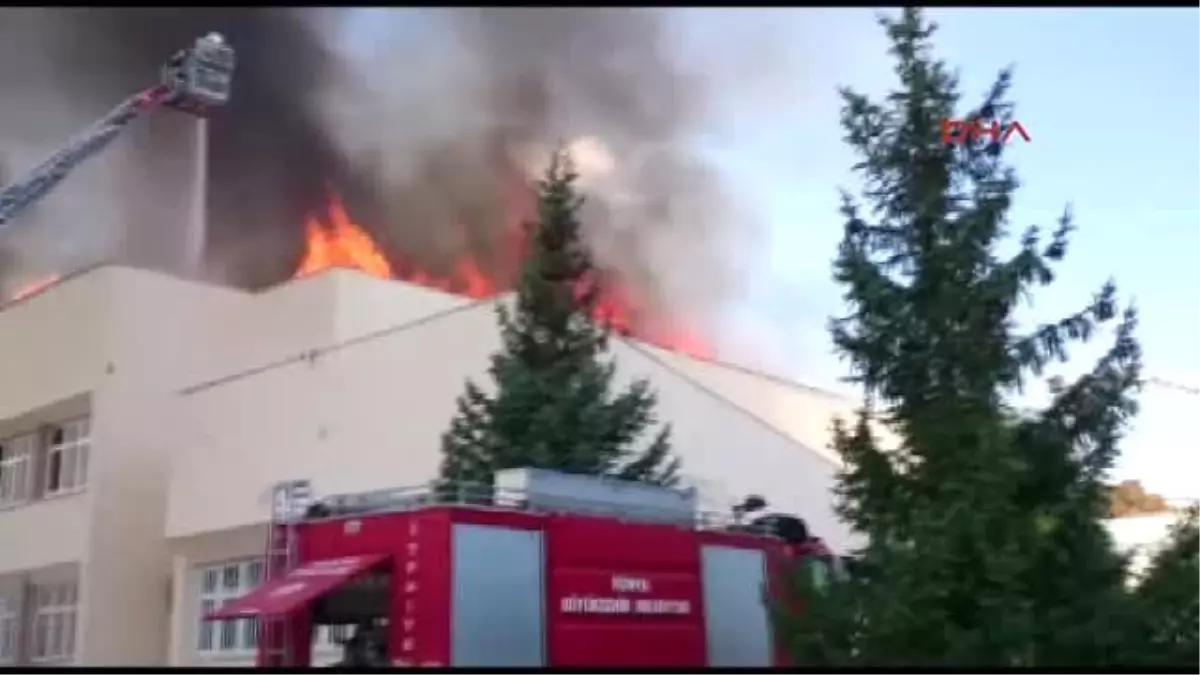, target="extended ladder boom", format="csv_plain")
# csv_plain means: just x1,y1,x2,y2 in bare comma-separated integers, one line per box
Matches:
0,87,167,226
0,32,236,227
